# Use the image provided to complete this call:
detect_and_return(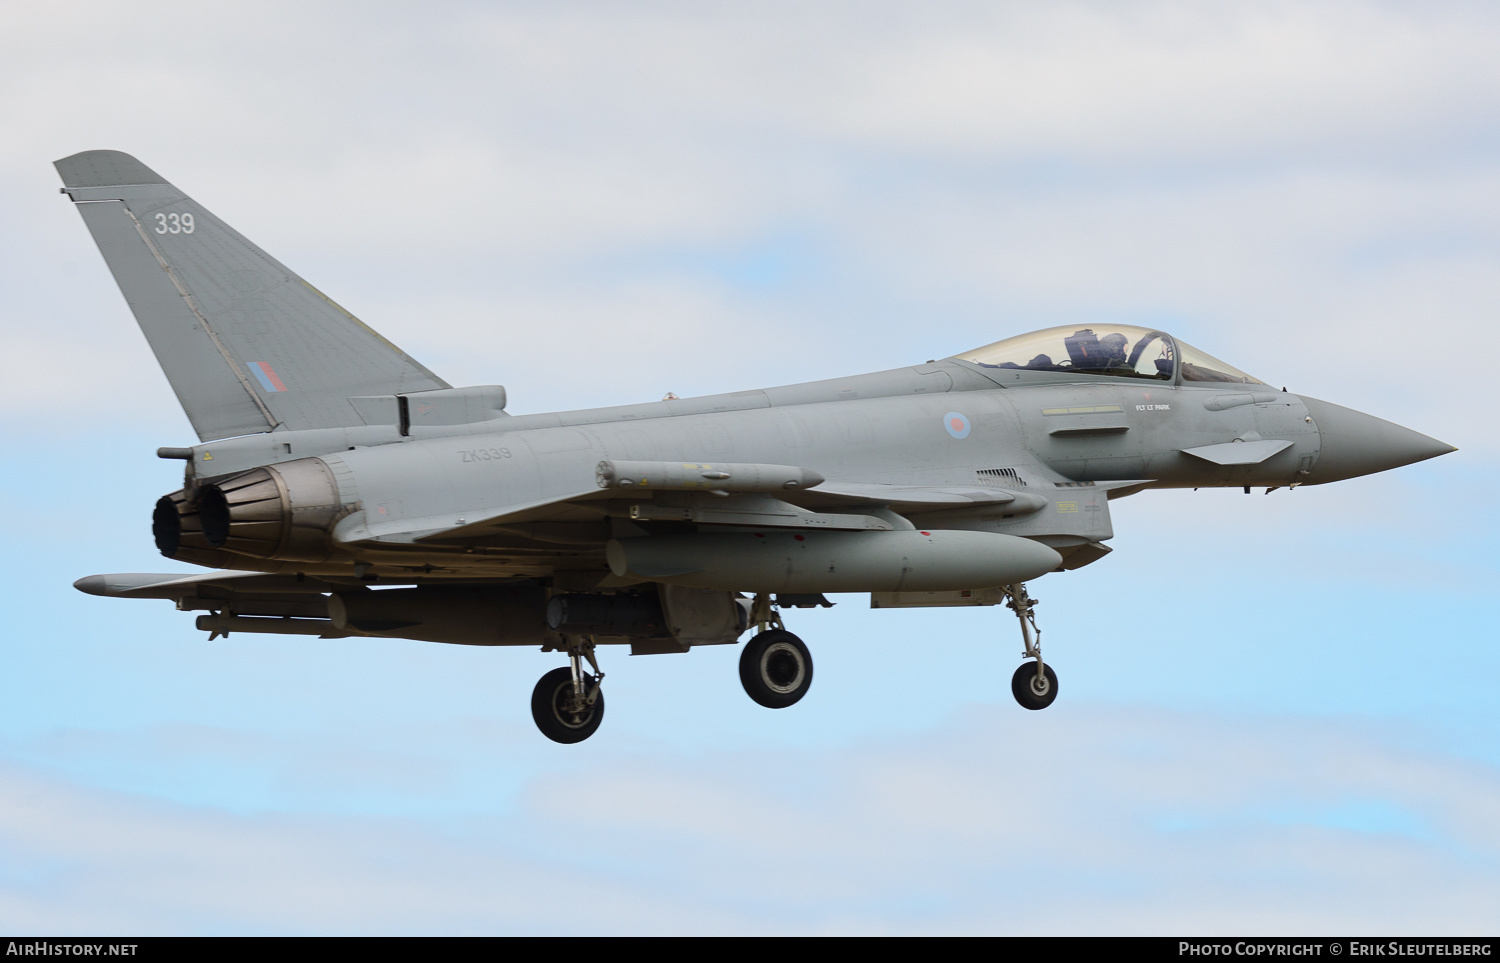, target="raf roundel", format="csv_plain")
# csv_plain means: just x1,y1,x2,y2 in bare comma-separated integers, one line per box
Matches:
944,411,971,440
